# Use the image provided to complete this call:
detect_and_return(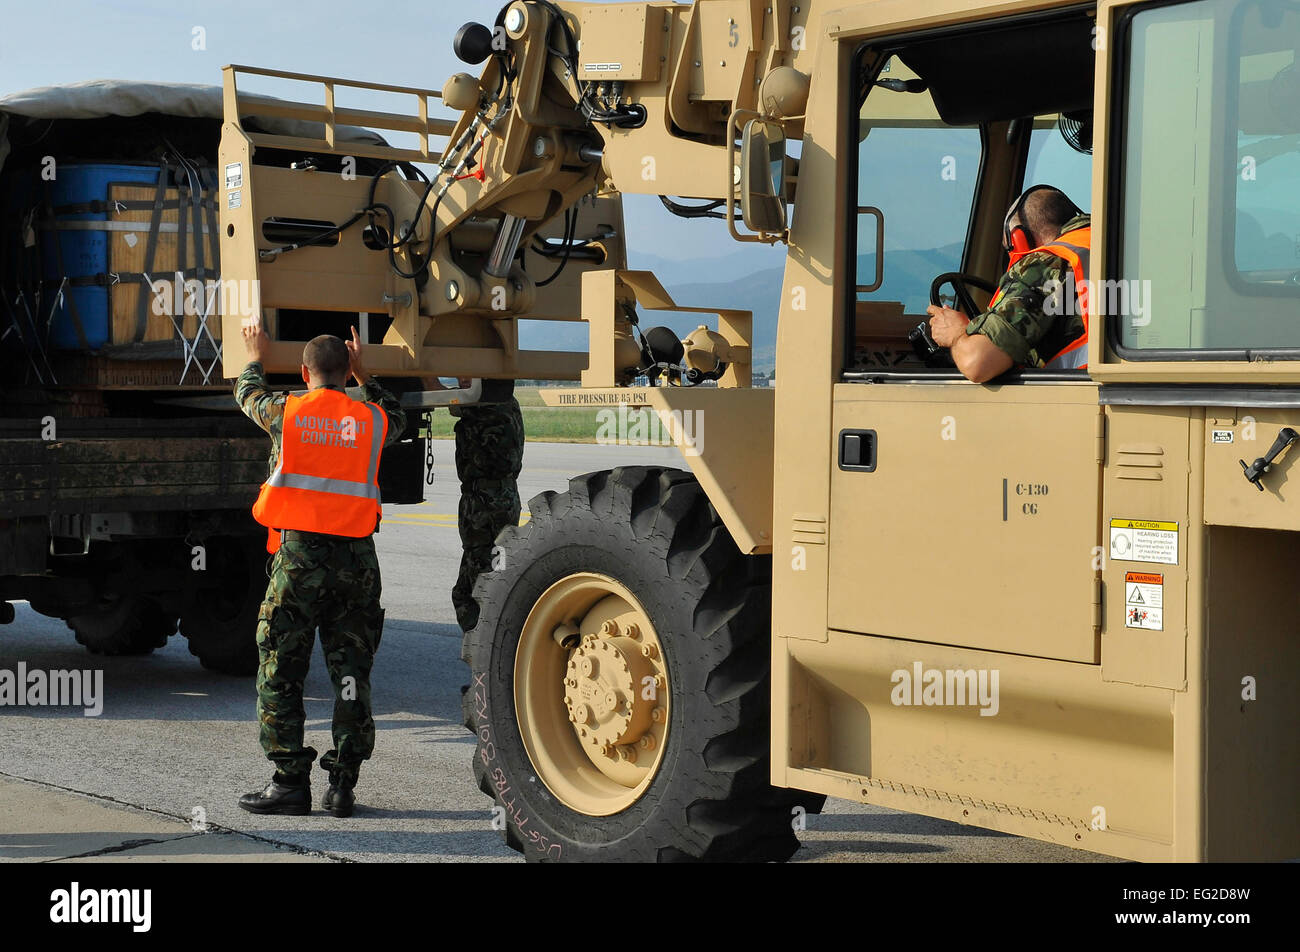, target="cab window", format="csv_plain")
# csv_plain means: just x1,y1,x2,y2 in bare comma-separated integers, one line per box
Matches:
1114,0,1300,356
853,56,982,315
